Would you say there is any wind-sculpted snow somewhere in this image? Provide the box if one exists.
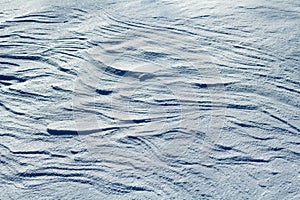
[0,0,299,199]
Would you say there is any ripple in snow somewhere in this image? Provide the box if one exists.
[47,120,120,135]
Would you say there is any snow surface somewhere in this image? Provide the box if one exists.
[0,0,299,199]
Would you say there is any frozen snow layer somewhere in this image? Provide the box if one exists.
[0,0,299,199]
